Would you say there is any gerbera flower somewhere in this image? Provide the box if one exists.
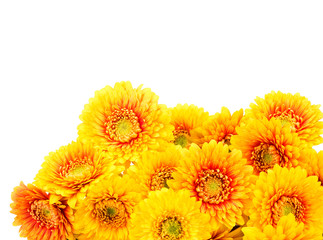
[246,91,323,146]
[10,182,74,240]
[243,214,322,240]
[170,104,209,148]
[77,81,174,164]
[209,224,243,240]
[126,144,183,196]
[298,148,323,184]
[74,174,143,240]
[34,141,122,208]
[169,141,254,228]
[248,165,323,231]
[231,118,303,175]
[129,188,211,240]
[191,107,244,147]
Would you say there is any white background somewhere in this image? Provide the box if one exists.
[1,1,323,239]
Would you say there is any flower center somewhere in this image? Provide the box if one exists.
[251,143,281,173]
[68,165,91,177]
[29,200,60,229]
[173,128,190,148]
[150,166,175,191]
[272,196,305,226]
[269,107,302,132]
[205,177,222,196]
[106,207,117,217]
[195,169,233,204]
[105,108,141,143]
[94,199,127,228]
[158,216,183,240]
[60,157,93,179]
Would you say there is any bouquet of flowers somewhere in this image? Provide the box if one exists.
[10,81,323,240]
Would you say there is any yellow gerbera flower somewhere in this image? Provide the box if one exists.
[246,91,323,146]
[248,165,323,232]
[209,224,243,240]
[191,107,244,147]
[74,174,143,240]
[231,118,303,175]
[243,214,322,240]
[126,144,183,197]
[34,141,122,208]
[78,81,174,163]
[129,188,212,240]
[298,148,323,184]
[169,141,254,229]
[170,104,209,148]
[10,182,74,240]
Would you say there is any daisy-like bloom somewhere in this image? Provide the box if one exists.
[191,107,244,147]
[10,182,74,240]
[209,224,243,240]
[77,81,174,164]
[231,118,303,175]
[34,141,122,208]
[169,141,254,228]
[129,188,212,240]
[246,91,323,146]
[242,214,322,240]
[298,148,323,184]
[248,165,323,232]
[127,144,183,197]
[170,104,209,148]
[74,174,143,240]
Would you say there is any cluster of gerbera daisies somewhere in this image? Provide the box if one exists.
[11,81,323,240]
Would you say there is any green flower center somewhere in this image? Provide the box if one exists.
[280,118,290,127]
[205,177,222,196]
[252,143,281,173]
[282,203,294,216]
[269,107,303,132]
[68,165,91,177]
[117,119,133,135]
[30,200,60,228]
[94,199,127,228]
[173,128,190,148]
[105,108,141,143]
[106,207,117,218]
[272,196,305,226]
[42,209,51,217]
[195,169,232,204]
[174,135,188,148]
[263,153,273,164]
[60,157,93,179]
[160,217,183,239]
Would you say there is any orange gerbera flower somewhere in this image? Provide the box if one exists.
[126,144,183,197]
[248,165,323,232]
[191,107,244,147]
[74,174,143,240]
[243,214,322,240]
[246,91,323,146]
[10,182,74,240]
[170,104,209,148]
[169,141,253,229]
[34,141,122,208]
[129,189,212,240]
[231,118,304,175]
[78,81,174,164]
